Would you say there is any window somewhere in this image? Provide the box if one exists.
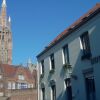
[2,35,4,41]
[63,44,70,68]
[41,60,44,75]
[50,54,55,70]
[63,44,70,64]
[8,82,11,89]
[18,74,25,80]
[65,78,72,100]
[0,83,3,88]
[62,44,71,69]
[12,82,15,89]
[80,32,91,59]
[42,88,45,100]
[18,83,27,89]
[0,75,2,79]
[85,76,96,100]
[51,85,56,100]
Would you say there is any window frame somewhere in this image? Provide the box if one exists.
[65,78,72,100]
[80,31,91,59]
[50,53,55,70]
[84,75,96,100]
[41,60,44,75]
[41,87,45,100]
[63,44,70,64]
[51,85,56,100]
[18,74,25,80]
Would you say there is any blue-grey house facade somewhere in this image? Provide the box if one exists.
[37,4,100,100]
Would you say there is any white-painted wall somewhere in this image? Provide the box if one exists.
[37,13,100,100]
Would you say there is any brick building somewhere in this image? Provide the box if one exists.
[0,64,37,100]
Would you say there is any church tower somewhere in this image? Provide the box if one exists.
[0,0,12,64]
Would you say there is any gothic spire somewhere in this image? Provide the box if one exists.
[1,0,7,27]
[2,0,6,7]
[8,16,11,22]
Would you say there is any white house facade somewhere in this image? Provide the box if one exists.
[37,4,100,100]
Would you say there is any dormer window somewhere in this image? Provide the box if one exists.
[18,74,25,80]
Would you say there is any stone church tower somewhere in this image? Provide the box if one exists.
[0,0,12,64]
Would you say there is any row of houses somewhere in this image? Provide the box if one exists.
[37,3,100,100]
[0,63,37,100]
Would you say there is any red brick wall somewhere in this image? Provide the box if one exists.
[7,89,37,100]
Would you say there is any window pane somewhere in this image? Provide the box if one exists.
[41,60,44,74]
[80,32,91,55]
[50,54,55,69]
[42,88,45,100]
[63,45,69,64]
[18,74,25,80]
[51,85,56,100]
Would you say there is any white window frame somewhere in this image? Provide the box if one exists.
[18,74,25,80]
[49,57,52,70]
[8,82,11,89]
[50,87,53,100]
[40,63,42,75]
[62,49,65,65]
[79,37,83,50]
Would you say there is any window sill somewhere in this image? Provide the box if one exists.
[63,63,71,69]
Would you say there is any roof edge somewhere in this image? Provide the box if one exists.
[37,3,100,58]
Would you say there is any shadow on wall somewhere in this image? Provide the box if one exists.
[57,91,66,100]
[59,47,92,100]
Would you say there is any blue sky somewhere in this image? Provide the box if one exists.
[1,0,99,65]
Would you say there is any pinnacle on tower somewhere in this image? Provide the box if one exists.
[1,0,7,27]
[8,16,11,22]
[2,0,6,7]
